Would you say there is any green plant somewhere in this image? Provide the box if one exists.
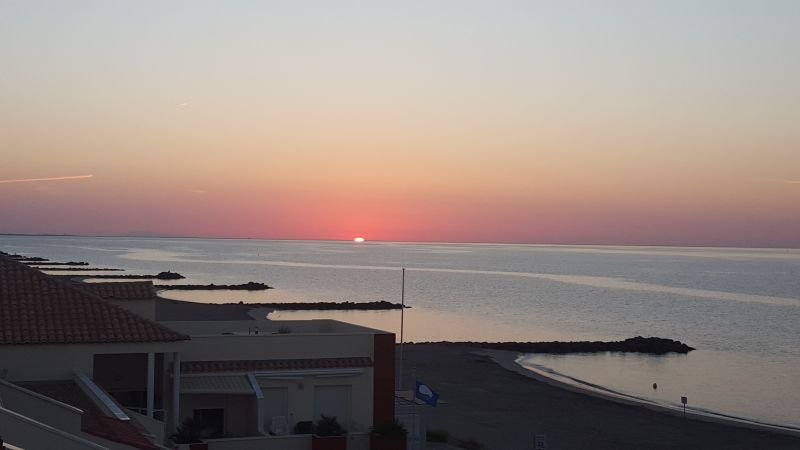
[370,418,407,437]
[315,415,345,436]
[170,417,202,444]
[455,437,488,450]
[426,429,449,442]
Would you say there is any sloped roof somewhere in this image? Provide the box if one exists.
[0,256,188,345]
[182,357,373,374]
[181,375,255,394]
[76,281,156,300]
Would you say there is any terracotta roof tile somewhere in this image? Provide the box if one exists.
[182,357,373,374]
[76,281,156,300]
[82,412,159,450]
[0,256,188,345]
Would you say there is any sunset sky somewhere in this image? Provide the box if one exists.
[1,1,798,246]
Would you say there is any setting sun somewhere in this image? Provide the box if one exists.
[354,237,365,243]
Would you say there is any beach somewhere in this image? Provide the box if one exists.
[401,343,800,450]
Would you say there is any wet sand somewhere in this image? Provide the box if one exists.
[401,343,800,450]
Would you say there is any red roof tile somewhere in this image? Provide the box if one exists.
[82,412,159,450]
[182,357,373,374]
[76,281,156,300]
[0,256,188,345]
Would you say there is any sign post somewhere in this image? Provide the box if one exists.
[398,268,406,392]
[681,396,688,418]
[534,434,546,450]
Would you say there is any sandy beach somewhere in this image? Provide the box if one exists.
[401,343,800,450]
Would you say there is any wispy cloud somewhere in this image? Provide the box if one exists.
[186,188,206,194]
[753,178,800,185]
[0,174,93,185]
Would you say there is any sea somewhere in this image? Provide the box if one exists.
[1,235,798,430]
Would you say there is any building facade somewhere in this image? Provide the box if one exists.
[0,255,396,450]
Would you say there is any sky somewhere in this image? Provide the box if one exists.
[1,1,798,247]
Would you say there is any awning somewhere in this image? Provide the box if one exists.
[181,375,257,395]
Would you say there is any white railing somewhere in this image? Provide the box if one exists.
[0,405,109,450]
[73,371,129,421]
[124,406,167,422]
[0,378,83,433]
[204,431,370,450]
[125,407,167,444]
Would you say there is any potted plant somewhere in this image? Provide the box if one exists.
[370,418,407,450]
[170,417,203,449]
[312,415,347,450]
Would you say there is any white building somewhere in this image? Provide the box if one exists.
[0,255,396,450]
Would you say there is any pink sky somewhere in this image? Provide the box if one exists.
[1,2,798,247]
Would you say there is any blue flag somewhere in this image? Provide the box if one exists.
[415,380,439,406]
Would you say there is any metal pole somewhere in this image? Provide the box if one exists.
[172,352,181,433]
[398,268,406,392]
[146,352,155,418]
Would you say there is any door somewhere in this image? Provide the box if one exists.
[262,387,289,434]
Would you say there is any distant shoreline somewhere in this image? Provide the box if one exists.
[2,233,798,250]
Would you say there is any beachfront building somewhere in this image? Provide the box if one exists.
[0,255,396,450]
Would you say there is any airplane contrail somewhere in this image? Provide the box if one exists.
[753,178,800,185]
[0,175,94,184]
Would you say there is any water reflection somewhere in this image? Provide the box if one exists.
[518,351,800,429]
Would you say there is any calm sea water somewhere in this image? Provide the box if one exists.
[2,236,799,429]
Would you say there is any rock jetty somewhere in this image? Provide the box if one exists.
[414,336,694,355]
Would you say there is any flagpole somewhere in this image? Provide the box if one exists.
[398,267,406,393]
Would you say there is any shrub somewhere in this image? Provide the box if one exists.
[455,437,488,450]
[370,418,407,437]
[315,415,345,436]
[426,429,449,442]
[170,417,202,444]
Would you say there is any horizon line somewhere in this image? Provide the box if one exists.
[0,232,797,251]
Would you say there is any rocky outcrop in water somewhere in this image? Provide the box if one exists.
[87,271,185,280]
[240,300,403,310]
[412,336,694,355]
[25,261,90,266]
[157,281,271,290]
